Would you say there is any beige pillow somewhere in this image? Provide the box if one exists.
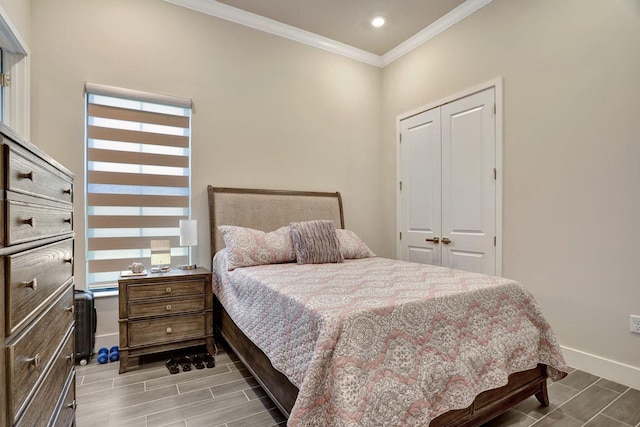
[290,220,344,264]
[336,229,375,259]
[217,225,296,271]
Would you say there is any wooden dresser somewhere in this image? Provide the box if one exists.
[0,123,75,426]
[118,267,213,373]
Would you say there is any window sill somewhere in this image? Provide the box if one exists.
[91,289,119,298]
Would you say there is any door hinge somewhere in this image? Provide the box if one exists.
[493,168,496,180]
[0,73,11,87]
[493,103,496,115]
[399,232,402,240]
[399,181,402,191]
[494,236,496,246]
[399,133,402,143]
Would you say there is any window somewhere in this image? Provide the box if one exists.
[85,83,192,291]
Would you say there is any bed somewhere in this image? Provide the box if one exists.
[207,186,567,426]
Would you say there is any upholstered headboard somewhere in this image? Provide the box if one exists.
[207,186,345,260]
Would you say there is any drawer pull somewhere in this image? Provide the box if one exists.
[67,400,77,410]
[24,278,38,290]
[19,170,35,181]
[23,217,36,227]
[63,217,72,224]
[66,353,74,361]
[166,304,172,311]
[166,327,172,334]
[27,354,41,369]
[165,287,172,293]
[64,257,73,264]
[66,305,75,314]
[63,187,73,195]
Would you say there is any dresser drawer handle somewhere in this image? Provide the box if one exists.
[66,353,74,361]
[166,304,172,311]
[19,170,35,181]
[66,305,75,314]
[63,217,72,224]
[165,287,172,293]
[27,354,41,369]
[166,327,172,334]
[23,217,36,227]
[64,257,73,264]
[63,187,73,195]
[24,278,38,290]
[67,400,77,410]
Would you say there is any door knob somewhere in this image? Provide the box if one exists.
[425,237,440,244]
[442,237,452,244]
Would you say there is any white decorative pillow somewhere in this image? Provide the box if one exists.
[217,225,296,271]
[290,220,343,264]
[336,229,376,259]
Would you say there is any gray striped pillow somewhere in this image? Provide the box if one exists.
[290,220,344,264]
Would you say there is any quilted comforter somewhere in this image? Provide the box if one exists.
[212,253,567,426]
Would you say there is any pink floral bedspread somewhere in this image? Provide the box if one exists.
[212,253,567,426]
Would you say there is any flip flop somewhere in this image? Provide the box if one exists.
[179,356,192,372]
[166,358,179,374]
[203,352,215,368]
[192,354,205,370]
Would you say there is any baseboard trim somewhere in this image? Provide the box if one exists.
[95,332,119,351]
[561,345,640,390]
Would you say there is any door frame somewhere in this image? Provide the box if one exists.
[396,78,504,276]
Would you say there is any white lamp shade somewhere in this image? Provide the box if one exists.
[179,220,198,247]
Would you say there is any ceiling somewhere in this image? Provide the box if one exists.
[164,0,491,67]
[216,0,467,56]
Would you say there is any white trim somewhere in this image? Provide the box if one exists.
[381,0,492,67]
[561,345,640,390]
[0,4,28,55]
[162,0,492,68]
[163,0,382,67]
[84,82,193,109]
[396,78,504,276]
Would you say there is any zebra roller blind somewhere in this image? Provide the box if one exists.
[85,84,192,290]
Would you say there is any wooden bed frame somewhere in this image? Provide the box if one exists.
[207,186,550,426]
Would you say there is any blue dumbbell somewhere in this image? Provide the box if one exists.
[97,347,109,364]
[109,346,120,362]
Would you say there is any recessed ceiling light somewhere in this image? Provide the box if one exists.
[371,16,386,28]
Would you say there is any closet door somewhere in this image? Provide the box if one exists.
[441,88,496,275]
[399,108,441,265]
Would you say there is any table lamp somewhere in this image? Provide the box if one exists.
[179,219,198,270]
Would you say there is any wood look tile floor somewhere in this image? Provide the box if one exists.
[76,347,640,427]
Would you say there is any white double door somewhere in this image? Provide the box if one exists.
[399,88,497,275]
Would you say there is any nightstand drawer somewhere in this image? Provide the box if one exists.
[7,285,74,419]
[6,238,74,335]
[127,280,204,301]
[129,313,205,347]
[129,296,205,319]
[7,146,74,205]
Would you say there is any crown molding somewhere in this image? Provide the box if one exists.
[163,0,492,68]
[381,0,493,67]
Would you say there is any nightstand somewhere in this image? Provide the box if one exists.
[118,267,214,374]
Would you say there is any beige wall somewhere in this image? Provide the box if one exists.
[27,0,640,384]
[0,0,30,47]
[382,0,640,381]
[29,0,383,343]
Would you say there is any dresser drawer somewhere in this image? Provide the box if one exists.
[6,239,74,335]
[129,296,205,319]
[52,372,76,427]
[7,285,74,419]
[7,201,73,245]
[127,279,204,301]
[129,313,205,347]
[15,329,74,426]
[7,146,73,205]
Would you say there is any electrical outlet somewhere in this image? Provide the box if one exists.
[631,315,640,334]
